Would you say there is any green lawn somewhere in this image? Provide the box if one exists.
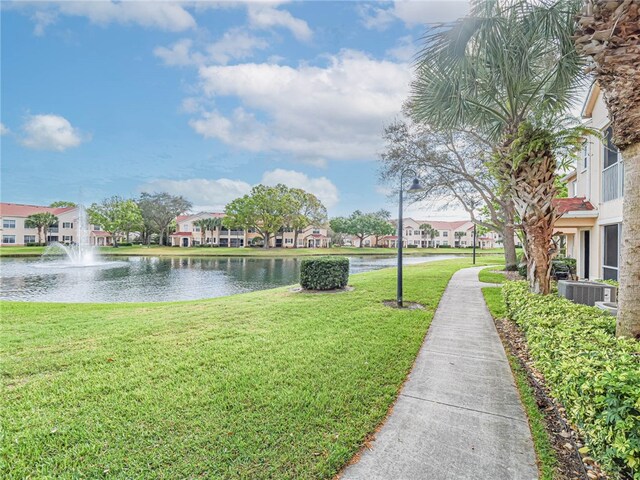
[0,244,508,258]
[478,266,507,284]
[2,257,498,479]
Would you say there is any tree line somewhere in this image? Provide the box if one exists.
[386,0,639,337]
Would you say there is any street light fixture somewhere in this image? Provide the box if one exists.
[397,168,425,307]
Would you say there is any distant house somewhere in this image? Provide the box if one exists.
[170,212,330,248]
[552,83,623,281]
[359,218,503,249]
[0,203,113,246]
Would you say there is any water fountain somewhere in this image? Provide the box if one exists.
[40,205,121,268]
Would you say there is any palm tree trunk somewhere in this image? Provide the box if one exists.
[617,142,640,338]
[502,223,518,271]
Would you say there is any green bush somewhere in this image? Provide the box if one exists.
[299,256,349,290]
[503,281,640,479]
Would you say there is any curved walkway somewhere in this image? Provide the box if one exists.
[341,267,538,480]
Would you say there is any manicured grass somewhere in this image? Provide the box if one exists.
[482,287,558,480]
[478,266,506,284]
[0,244,508,258]
[2,257,498,479]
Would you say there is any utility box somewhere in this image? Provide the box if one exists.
[557,280,617,307]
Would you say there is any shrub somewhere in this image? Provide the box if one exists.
[502,281,640,479]
[300,256,349,290]
[117,242,133,247]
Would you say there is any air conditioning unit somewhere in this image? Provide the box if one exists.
[557,281,617,307]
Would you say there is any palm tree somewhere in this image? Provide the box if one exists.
[420,223,438,247]
[410,0,587,294]
[454,231,465,247]
[24,212,58,244]
[193,219,207,246]
[575,0,640,337]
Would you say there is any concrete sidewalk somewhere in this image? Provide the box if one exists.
[341,267,538,480]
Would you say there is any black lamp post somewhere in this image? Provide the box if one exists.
[472,223,477,265]
[397,169,425,307]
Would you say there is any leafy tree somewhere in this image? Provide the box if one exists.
[380,121,518,269]
[288,189,327,248]
[24,212,57,244]
[137,192,192,246]
[224,184,294,249]
[88,197,143,247]
[49,201,76,208]
[409,0,587,293]
[330,210,393,248]
[575,0,640,337]
[420,223,438,247]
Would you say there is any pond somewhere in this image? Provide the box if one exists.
[0,254,460,303]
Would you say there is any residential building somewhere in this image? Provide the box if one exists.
[360,218,502,249]
[0,203,114,246]
[553,83,623,281]
[169,212,331,248]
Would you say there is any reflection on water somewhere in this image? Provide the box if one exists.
[0,254,459,303]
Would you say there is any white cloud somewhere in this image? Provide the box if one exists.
[261,169,339,208]
[154,39,204,67]
[0,123,9,136]
[247,3,312,41]
[360,0,470,30]
[19,114,86,151]
[190,49,411,162]
[21,1,197,35]
[207,28,269,64]
[139,170,340,211]
[386,35,418,62]
[138,178,252,211]
[155,29,269,67]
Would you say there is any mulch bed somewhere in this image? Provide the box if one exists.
[382,300,425,310]
[493,315,608,480]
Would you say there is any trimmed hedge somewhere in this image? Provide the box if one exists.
[503,281,640,479]
[300,256,349,290]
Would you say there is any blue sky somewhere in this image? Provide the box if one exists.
[1,1,469,217]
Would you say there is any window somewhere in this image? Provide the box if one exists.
[414,230,420,235]
[182,224,190,232]
[49,223,59,233]
[285,238,293,244]
[63,235,73,242]
[603,223,621,281]
[62,222,73,229]
[581,141,589,171]
[312,229,320,234]
[3,219,16,229]
[193,226,201,232]
[2,235,16,244]
[414,240,420,245]
[442,241,449,246]
[24,235,36,244]
[602,126,624,202]
[443,231,448,237]
[603,126,619,169]
[94,225,101,231]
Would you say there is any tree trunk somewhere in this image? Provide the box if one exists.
[263,233,270,249]
[502,223,518,271]
[359,235,364,247]
[522,222,553,294]
[617,142,640,338]
[293,231,298,248]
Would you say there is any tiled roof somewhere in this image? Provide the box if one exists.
[410,219,471,231]
[171,232,192,236]
[0,203,75,217]
[91,231,110,237]
[177,212,225,223]
[553,197,596,214]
